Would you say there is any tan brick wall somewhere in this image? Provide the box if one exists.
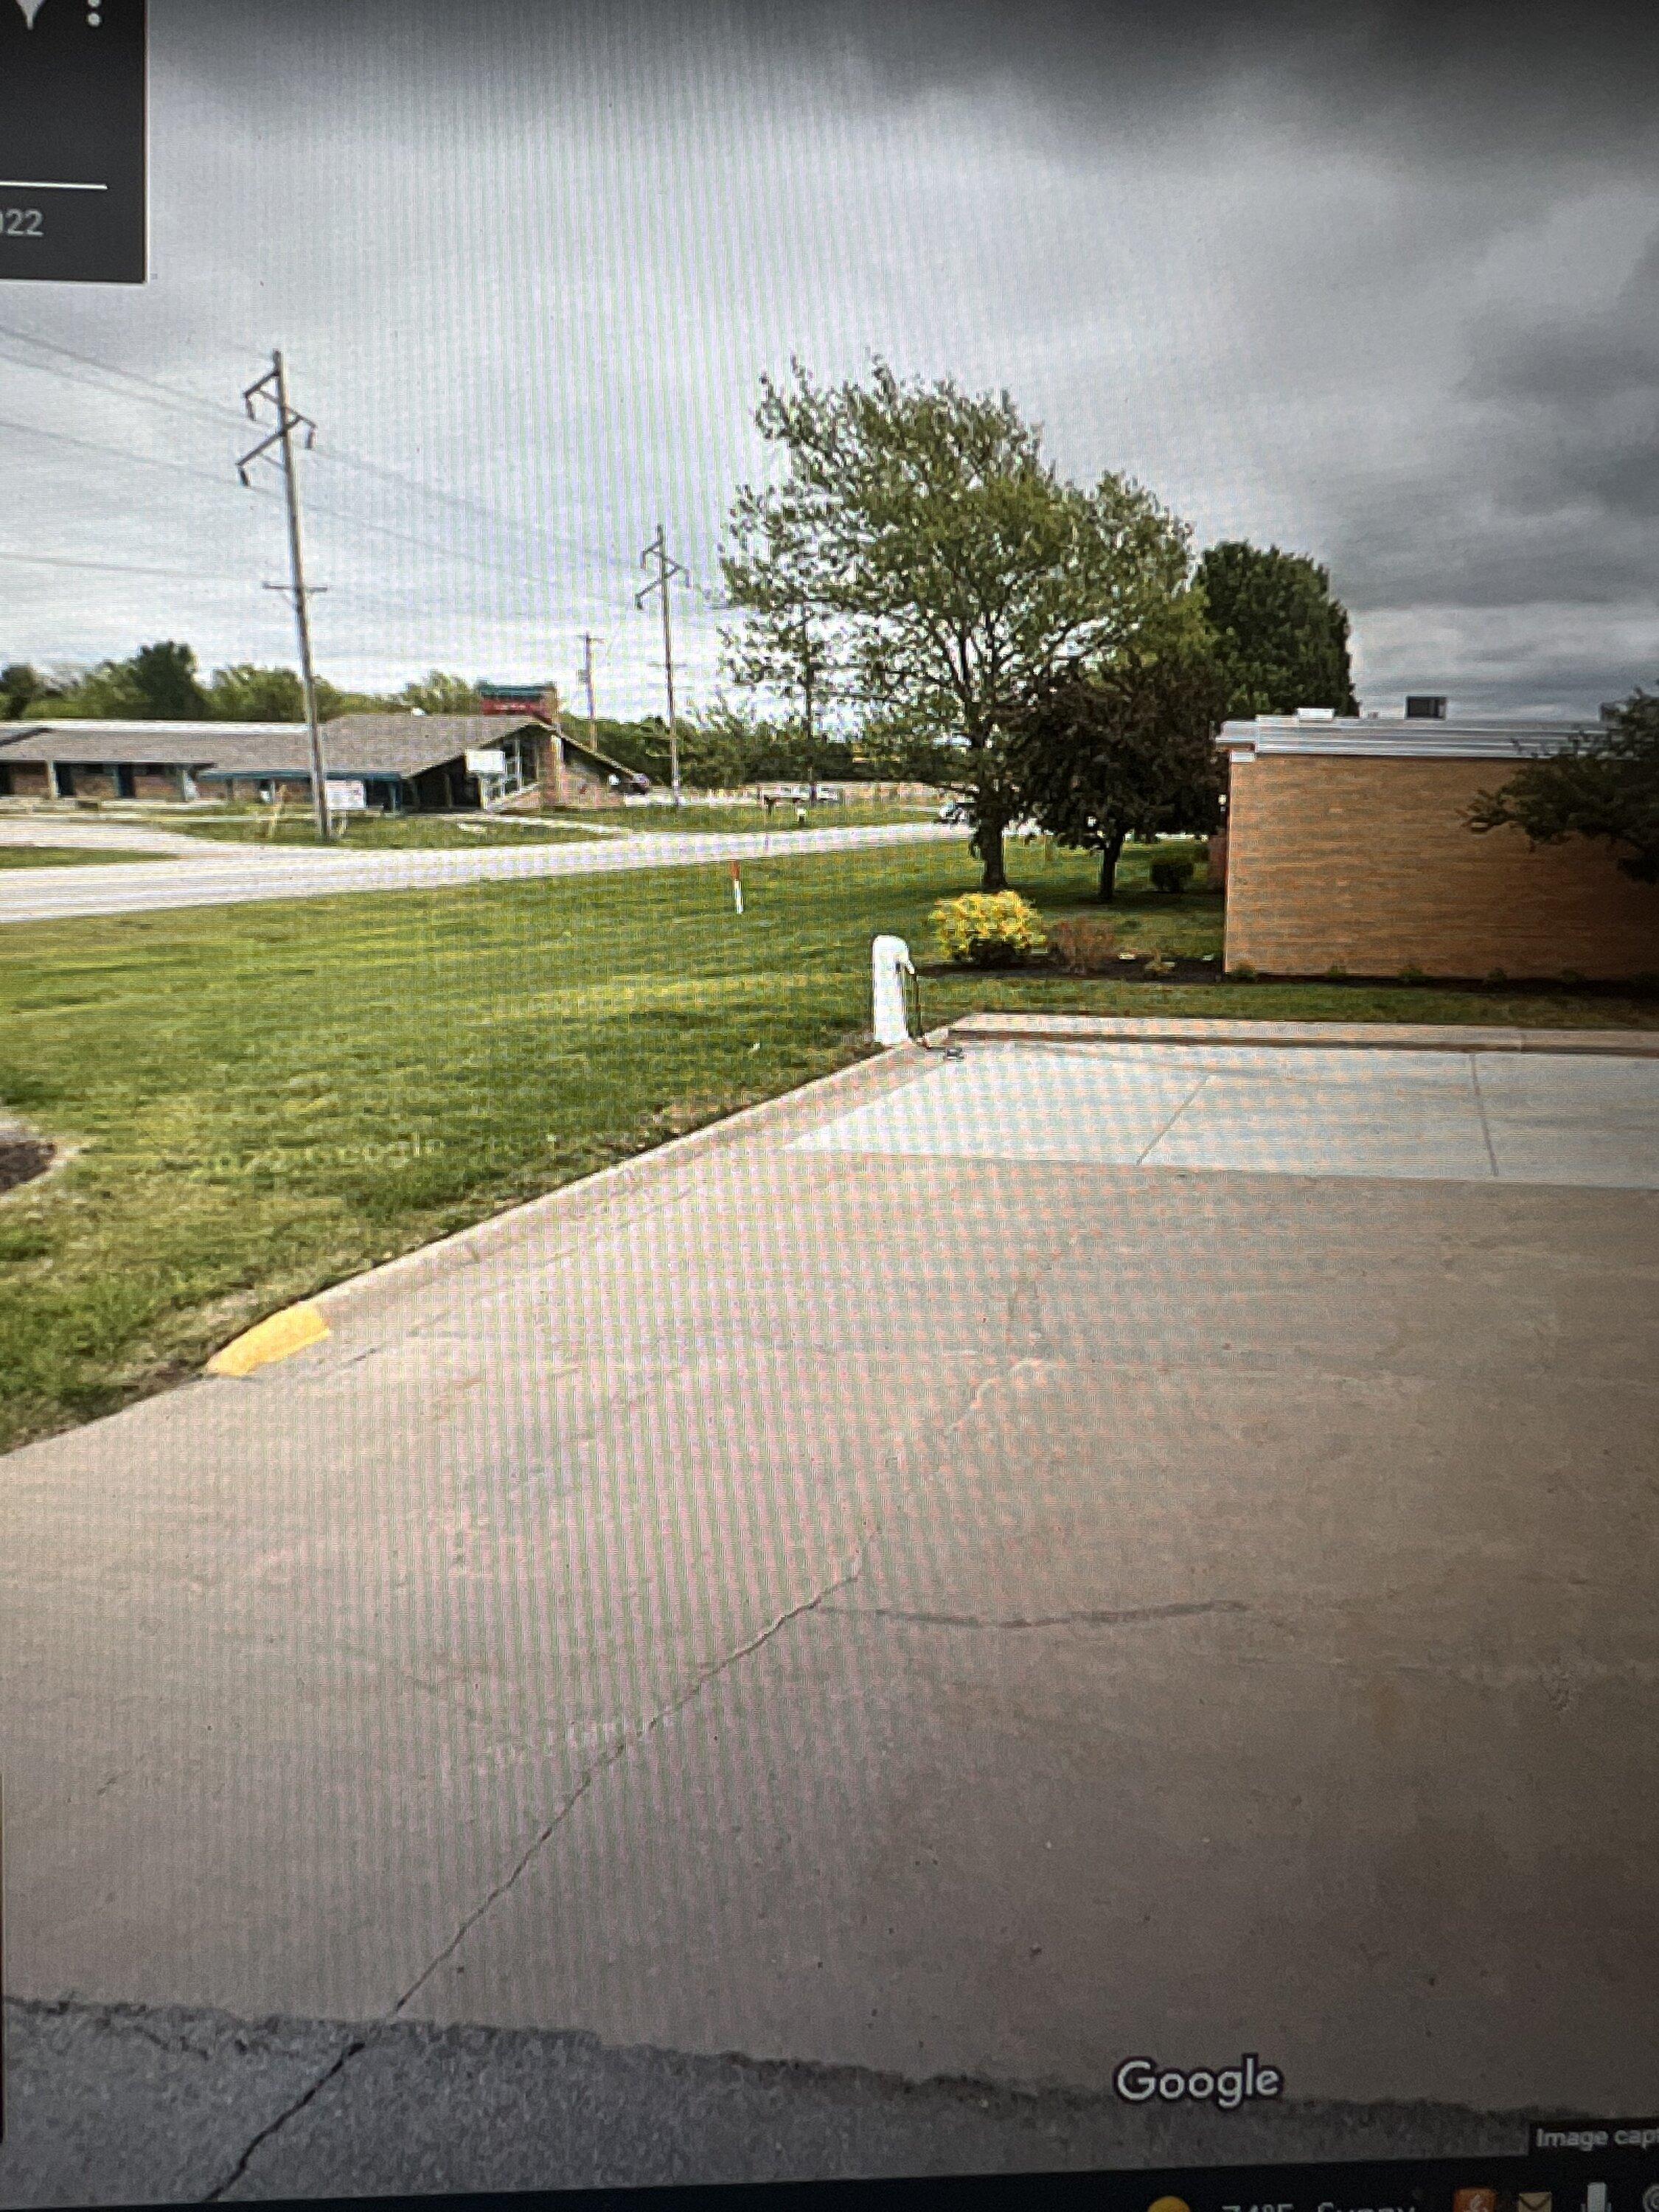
[1224,752,1658,981]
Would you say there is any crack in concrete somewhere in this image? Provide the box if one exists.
[1468,1055,1503,1180]
[820,1598,1249,1631]
[203,2036,367,2202]
[383,1557,869,2024]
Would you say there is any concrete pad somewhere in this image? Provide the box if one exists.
[797,1041,1659,1189]
[793,1048,1211,1166]
[3,1039,1656,2188]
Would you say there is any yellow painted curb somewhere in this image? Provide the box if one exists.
[206,1301,330,1378]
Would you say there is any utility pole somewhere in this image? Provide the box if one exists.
[238,351,330,841]
[636,524,688,806]
[579,631,603,754]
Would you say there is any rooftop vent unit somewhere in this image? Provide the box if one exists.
[1405,695,1447,720]
[1293,706,1338,721]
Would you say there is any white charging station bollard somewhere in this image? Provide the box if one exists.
[872,934,914,1047]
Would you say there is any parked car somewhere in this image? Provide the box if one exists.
[936,798,971,824]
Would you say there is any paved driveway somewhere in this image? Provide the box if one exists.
[1,1026,1655,2196]
[0,818,957,924]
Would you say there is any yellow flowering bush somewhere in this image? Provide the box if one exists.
[931,891,1049,969]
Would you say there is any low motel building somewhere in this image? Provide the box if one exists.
[0,714,648,813]
[0,720,279,802]
[1216,708,1655,981]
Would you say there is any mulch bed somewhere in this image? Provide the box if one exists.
[915,957,1222,984]
[915,960,1658,997]
[0,1138,55,1196]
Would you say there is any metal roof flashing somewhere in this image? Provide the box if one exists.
[1218,716,1601,762]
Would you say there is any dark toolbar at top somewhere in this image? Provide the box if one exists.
[0,0,146,284]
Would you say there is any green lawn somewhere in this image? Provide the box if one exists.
[1,835,1652,1454]
[0,846,167,869]
[158,813,599,850]
[606,800,933,832]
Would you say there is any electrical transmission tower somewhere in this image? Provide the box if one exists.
[237,351,331,840]
[636,524,688,806]
[579,630,603,754]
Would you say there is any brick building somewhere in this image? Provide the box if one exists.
[0,720,274,801]
[1218,713,1656,982]
[0,714,648,812]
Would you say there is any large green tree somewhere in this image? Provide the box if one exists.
[127,640,210,718]
[1195,541,1357,718]
[398,670,480,715]
[1467,686,1659,885]
[1,662,44,720]
[1006,648,1229,902]
[723,360,1199,888]
[207,663,305,720]
[32,641,208,720]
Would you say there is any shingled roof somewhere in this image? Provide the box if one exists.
[0,714,548,779]
[0,720,288,766]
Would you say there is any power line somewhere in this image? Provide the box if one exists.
[0,411,258,496]
[0,547,252,585]
[238,352,333,840]
[636,524,689,805]
[0,324,638,588]
[0,326,251,431]
[0,412,577,597]
[315,445,639,587]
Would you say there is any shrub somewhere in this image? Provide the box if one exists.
[932,891,1048,969]
[1228,960,1257,981]
[1149,852,1195,894]
[1048,915,1119,973]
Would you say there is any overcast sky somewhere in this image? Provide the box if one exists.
[2,0,1655,717]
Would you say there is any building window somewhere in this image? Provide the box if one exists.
[498,731,538,795]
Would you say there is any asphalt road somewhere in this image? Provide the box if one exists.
[1,1028,1654,2198]
[0,818,959,923]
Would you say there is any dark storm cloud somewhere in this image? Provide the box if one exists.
[1467,229,1659,521]
[161,0,1659,175]
[4,0,1655,712]
[792,0,1659,164]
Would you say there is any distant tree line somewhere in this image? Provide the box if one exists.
[0,646,484,725]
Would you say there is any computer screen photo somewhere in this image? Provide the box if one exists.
[0,4,1655,2208]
